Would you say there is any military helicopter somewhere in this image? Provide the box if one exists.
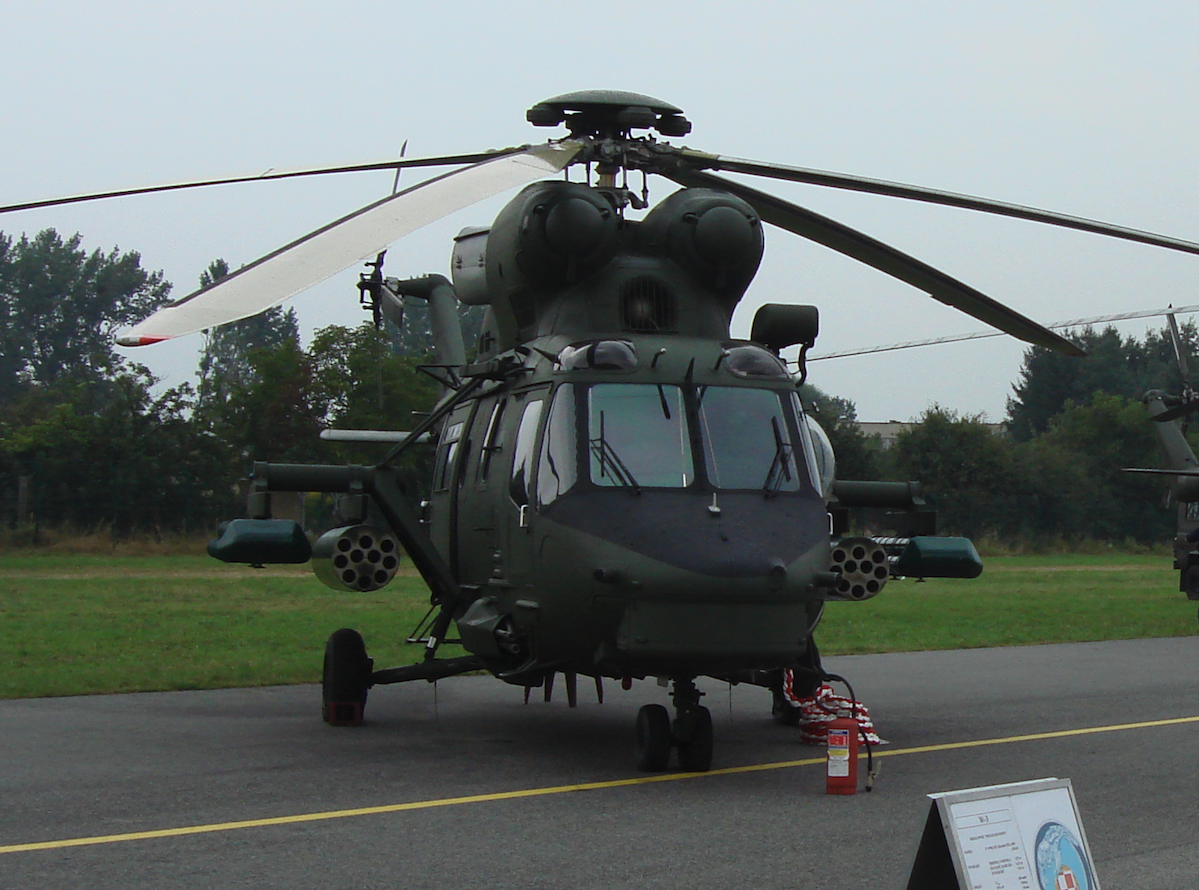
[1123,309,1199,616]
[11,89,1199,772]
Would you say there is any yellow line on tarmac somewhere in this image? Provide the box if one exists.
[4,714,1198,856]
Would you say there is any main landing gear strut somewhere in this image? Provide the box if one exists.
[635,676,713,772]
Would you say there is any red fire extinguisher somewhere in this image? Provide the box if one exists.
[826,707,859,795]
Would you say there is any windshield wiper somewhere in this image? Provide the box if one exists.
[763,416,794,497]
[590,410,641,493]
[656,384,672,420]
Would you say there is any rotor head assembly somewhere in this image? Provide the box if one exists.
[526,89,691,138]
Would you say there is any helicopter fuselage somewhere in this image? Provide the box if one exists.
[428,331,831,684]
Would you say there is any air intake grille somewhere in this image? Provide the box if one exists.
[620,277,676,333]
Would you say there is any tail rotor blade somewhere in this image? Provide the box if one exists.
[392,140,409,197]
[117,141,581,346]
[664,167,1084,356]
[1167,310,1191,384]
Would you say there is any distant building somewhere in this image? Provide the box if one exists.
[856,420,1004,449]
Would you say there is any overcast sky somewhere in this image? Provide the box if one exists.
[4,1,1199,422]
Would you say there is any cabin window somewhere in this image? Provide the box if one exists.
[477,398,507,485]
[696,386,802,492]
[509,399,544,506]
[537,384,578,506]
[587,384,692,488]
[432,421,464,492]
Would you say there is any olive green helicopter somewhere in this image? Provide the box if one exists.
[1123,308,1199,617]
[11,90,1199,772]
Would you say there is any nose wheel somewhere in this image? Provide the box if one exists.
[634,677,713,772]
[635,704,672,770]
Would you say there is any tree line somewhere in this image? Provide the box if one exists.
[807,323,1199,545]
[1,226,1193,546]
[0,231,436,541]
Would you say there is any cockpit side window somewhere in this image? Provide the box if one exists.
[587,384,693,488]
[538,384,578,506]
[792,392,828,495]
[432,421,464,493]
[509,398,544,507]
[697,386,804,492]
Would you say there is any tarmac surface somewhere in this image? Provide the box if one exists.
[2,636,1198,889]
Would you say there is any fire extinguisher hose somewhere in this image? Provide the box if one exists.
[821,672,878,791]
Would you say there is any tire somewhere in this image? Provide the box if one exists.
[676,707,713,772]
[322,628,372,726]
[635,704,672,771]
[1183,564,1199,601]
[771,690,804,726]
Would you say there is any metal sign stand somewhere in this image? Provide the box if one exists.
[906,777,1100,890]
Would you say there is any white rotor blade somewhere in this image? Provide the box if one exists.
[117,142,581,346]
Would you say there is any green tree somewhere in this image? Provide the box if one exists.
[888,406,1018,537]
[1139,320,1199,394]
[215,338,325,464]
[798,382,880,480]
[309,323,438,434]
[1006,321,1199,441]
[0,229,171,403]
[1006,326,1141,440]
[195,259,300,413]
[0,368,235,536]
[1030,393,1165,542]
[392,302,487,359]
[1006,435,1103,542]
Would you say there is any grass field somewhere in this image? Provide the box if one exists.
[0,552,1195,699]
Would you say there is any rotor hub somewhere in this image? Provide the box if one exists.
[527,90,691,139]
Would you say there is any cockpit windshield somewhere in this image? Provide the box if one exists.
[535,381,817,504]
[697,386,802,492]
[588,384,692,488]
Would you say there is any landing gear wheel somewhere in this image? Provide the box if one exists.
[322,628,373,726]
[771,688,803,726]
[770,640,824,726]
[1184,564,1199,601]
[675,707,713,772]
[676,710,709,772]
[635,704,672,771]
[769,667,804,726]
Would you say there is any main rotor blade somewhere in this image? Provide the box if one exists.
[1150,396,1199,424]
[117,142,581,346]
[1123,467,1199,476]
[810,303,1199,361]
[0,149,521,215]
[679,150,1199,257]
[665,167,1085,356]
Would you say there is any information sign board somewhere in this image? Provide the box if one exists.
[905,778,1100,890]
